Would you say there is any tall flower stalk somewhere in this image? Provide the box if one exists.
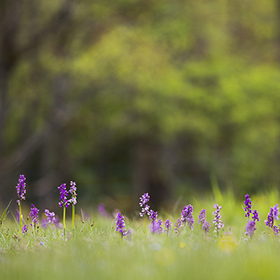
[243,194,259,238]
[29,204,39,235]
[58,183,69,237]
[244,194,252,218]
[212,204,224,237]
[198,209,211,234]
[139,193,150,233]
[265,204,279,235]
[148,210,163,234]
[174,218,182,235]
[181,204,194,230]
[165,219,172,235]
[16,175,26,234]
[69,181,77,230]
[116,212,132,239]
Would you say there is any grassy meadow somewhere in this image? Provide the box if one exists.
[1,189,280,280]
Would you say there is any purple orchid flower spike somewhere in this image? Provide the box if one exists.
[116,212,132,239]
[181,204,194,230]
[165,219,172,235]
[29,204,39,227]
[198,209,211,234]
[139,193,150,217]
[244,194,252,218]
[213,204,224,236]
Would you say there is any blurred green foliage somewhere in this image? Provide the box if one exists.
[1,0,280,207]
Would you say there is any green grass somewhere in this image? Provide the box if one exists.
[1,191,280,280]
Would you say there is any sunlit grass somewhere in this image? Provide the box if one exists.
[1,190,280,280]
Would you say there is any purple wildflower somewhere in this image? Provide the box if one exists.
[165,219,172,235]
[181,204,194,230]
[45,209,56,224]
[116,212,131,238]
[212,204,224,235]
[139,193,150,217]
[149,210,158,222]
[150,219,163,234]
[198,209,210,233]
[265,204,279,228]
[246,220,256,238]
[244,194,252,218]
[273,225,279,235]
[243,195,259,237]
[68,181,77,205]
[274,204,279,221]
[22,224,28,234]
[29,204,39,226]
[174,218,182,235]
[98,203,108,217]
[58,183,69,208]
[116,212,125,236]
[148,210,162,233]
[198,209,206,225]
[202,221,211,233]
[252,210,259,222]
[16,175,26,204]
[265,207,274,228]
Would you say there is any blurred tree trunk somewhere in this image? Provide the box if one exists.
[35,74,70,207]
[0,0,73,205]
[132,139,172,210]
[0,68,9,158]
[0,0,22,158]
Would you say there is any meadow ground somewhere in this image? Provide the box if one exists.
[1,190,280,280]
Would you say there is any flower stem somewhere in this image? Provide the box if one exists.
[19,202,22,235]
[33,222,36,237]
[144,215,147,234]
[63,205,66,238]
[72,204,75,230]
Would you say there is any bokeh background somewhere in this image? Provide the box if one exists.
[1,0,280,213]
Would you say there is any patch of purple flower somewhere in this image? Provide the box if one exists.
[273,225,279,235]
[252,210,259,222]
[243,194,259,237]
[58,183,69,208]
[139,193,150,217]
[16,175,26,204]
[174,218,182,235]
[149,210,158,222]
[198,209,206,225]
[165,219,172,235]
[98,203,108,217]
[181,204,194,230]
[198,209,211,234]
[116,212,132,238]
[22,224,28,234]
[116,212,125,235]
[244,194,252,218]
[68,181,77,205]
[29,204,39,226]
[150,219,163,234]
[265,204,279,229]
[202,221,211,233]
[212,204,224,235]
[246,220,256,238]
[45,209,56,224]
[243,195,259,237]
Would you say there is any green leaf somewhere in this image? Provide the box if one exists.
[0,200,12,226]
